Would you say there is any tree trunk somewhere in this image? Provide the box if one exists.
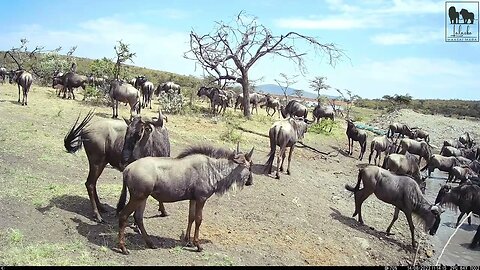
[241,74,251,119]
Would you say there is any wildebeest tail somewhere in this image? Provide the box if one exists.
[116,170,129,215]
[264,127,278,172]
[64,109,95,153]
[345,168,363,192]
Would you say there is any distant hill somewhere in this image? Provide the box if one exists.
[256,84,340,100]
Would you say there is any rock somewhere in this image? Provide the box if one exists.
[354,236,370,249]
[426,249,434,258]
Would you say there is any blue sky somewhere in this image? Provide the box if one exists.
[1,0,479,100]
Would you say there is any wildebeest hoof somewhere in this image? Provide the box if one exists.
[120,246,130,255]
[287,170,291,175]
[385,232,395,236]
[94,215,106,223]
[280,167,284,172]
[275,175,280,179]
[159,212,169,217]
[184,241,194,248]
[196,246,203,252]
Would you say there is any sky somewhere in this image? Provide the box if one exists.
[0,0,479,100]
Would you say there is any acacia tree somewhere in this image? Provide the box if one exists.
[274,73,298,104]
[336,88,360,120]
[185,11,346,118]
[310,76,330,106]
[113,40,136,81]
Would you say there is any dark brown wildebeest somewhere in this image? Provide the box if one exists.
[345,165,442,249]
[197,86,229,115]
[411,128,430,143]
[140,81,154,109]
[396,138,432,165]
[59,71,89,100]
[435,184,480,248]
[450,166,478,184]
[368,135,394,165]
[459,132,475,148]
[260,94,281,117]
[234,92,266,114]
[346,119,367,161]
[264,118,308,179]
[443,139,466,149]
[387,123,413,139]
[312,104,335,127]
[9,69,33,106]
[108,80,141,119]
[116,144,254,254]
[420,154,468,180]
[280,100,308,120]
[440,145,479,160]
[64,109,170,223]
[382,153,426,194]
[156,81,181,95]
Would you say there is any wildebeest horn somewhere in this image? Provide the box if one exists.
[236,141,240,154]
[154,111,165,127]
[245,147,254,161]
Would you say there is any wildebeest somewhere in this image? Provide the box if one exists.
[440,145,479,160]
[87,75,106,89]
[59,72,89,100]
[382,153,426,194]
[346,119,367,160]
[435,184,480,248]
[197,86,229,115]
[116,144,254,254]
[368,135,394,165]
[280,100,308,120]
[420,154,468,180]
[0,67,7,83]
[450,166,478,184]
[264,118,308,179]
[260,94,280,117]
[345,165,442,249]
[411,128,430,143]
[459,132,475,148]
[64,110,170,222]
[396,138,432,165]
[108,80,141,119]
[312,104,335,129]
[387,123,413,139]
[156,81,181,95]
[140,81,154,109]
[234,92,266,114]
[9,69,33,106]
[443,139,466,149]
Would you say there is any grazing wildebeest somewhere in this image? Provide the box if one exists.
[9,69,33,106]
[264,118,308,179]
[108,80,141,119]
[420,154,468,180]
[387,123,413,139]
[64,110,170,222]
[435,184,480,248]
[368,135,394,165]
[280,100,308,120]
[382,153,426,194]
[346,119,367,161]
[396,138,432,165]
[234,92,267,114]
[312,104,335,129]
[260,94,280,117]
[411,128,430,143]
[450,166,478,184]
[197,86,229,115]
[59,72,89,100]
[116,144,254,254]
[0,67,7,83]
[345,165,442,249]
[459,132,475,148]
[156,81,181,95]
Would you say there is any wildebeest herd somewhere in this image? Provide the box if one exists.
[3,64,480,260]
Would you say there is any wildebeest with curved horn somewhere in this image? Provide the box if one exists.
[435,184,480,248]
[368,135,394,165]
[9,69,33,106]
[382,153,426,194]
[312,104,335,131]
[116,144,254,254]
[346,119,367,160]
[108,80,141,119]
[260,94,280,117]
[264,118,308,179]
[280,100,308,120]
[345,165,442,249]
[387,123,413,139]
[64,109,170,222]
[396,138,432,165]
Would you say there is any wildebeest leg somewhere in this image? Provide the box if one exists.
[470,225,480,249]
[276,146,287,179]
[286,145,295,175]
[368,148,374,164]
[353,189,372,224]
[72,87,75,100]
[86,161,108,222]
[193,199,206,252]
[385,207,400,236]
[184,200,196,247]
[456,212,466,228]
[157,202,168,217]
[17,84,21,103]
[376,151,381,166]
[404,212,416,249]
[134,199,156,249]
[279,148,287,172]
[118,196,143,255]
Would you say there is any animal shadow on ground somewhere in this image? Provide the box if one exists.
[443,222,477,232]
[94,111,116,119]
[460,243,480,250]
[329,145,350,158]
[329,207,411,251]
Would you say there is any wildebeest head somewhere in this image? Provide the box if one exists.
[232,145,254,186]
[291,118,308,140]
[434,185,451,204]
[9,70,20,84]
[427,204,443,235]
[197,86,210,97]
[121,111,166,165]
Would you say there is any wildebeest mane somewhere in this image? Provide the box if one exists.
[176,145,235,160]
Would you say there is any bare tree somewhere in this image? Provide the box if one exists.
[113,40,136,81]
[336,88,360,120]
[274,72,298,104]
[185,11,346,118]
[309,76,330,106]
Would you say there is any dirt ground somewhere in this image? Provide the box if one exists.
[0,85,476,266]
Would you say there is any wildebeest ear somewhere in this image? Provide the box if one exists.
[245,147,254,161]
[232,154,246,164]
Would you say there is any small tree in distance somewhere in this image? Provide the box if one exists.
[274,73,299,104]
[309,76,330,106]
[113,40,136,81]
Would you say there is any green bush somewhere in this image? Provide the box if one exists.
[158,92,186,114]
[308,119,336,135]
[220,124,243,143]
